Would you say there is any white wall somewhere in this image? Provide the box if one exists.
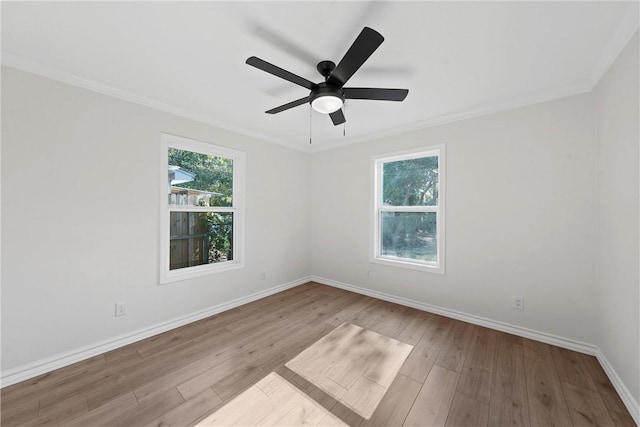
[1,66,311,373]
[310,93,598,345]
[594,32,639,405]
[2,37,638,415]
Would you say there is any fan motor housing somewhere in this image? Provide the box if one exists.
[309,83,345,105]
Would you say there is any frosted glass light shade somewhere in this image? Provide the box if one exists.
[311,95,343,114]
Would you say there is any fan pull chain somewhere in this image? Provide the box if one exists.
[343,102,346,137]
[309,105,312,144]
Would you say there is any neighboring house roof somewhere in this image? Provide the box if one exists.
[168,165,196,185]
[168,165,223,197]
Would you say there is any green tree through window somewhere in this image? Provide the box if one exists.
[382,156,438,206]
[168,148,233,207]
[161,134,245,283]
[374,148,444,272]
[168,148,234,269]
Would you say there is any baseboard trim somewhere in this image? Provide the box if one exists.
[1,276,311,388]
[596,349,640,425]
[4,275,638,424]
[311,275,596,354]
[311,275,640,424]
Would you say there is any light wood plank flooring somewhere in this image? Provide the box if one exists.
[1,282,635,427]
[285,322,413,419]
[196,372,347,426]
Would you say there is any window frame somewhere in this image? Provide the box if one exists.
[371,145,445,274]
[159,133,246,284]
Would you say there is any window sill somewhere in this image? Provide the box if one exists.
[160,261,245,285]
[371,256,444,274]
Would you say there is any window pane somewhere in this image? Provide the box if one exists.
[381,212,437,262]
[382,156,438,206]
[169,212,233,270]
[168,148,233,207]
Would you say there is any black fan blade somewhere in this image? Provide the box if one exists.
[246,56,316,90]
[343,88,408,101]
[329,109,346,126]
[327,27,384,87]
[266,96,309,114]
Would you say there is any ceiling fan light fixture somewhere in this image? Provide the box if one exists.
[311,94,344,114]
[247,27,407,127]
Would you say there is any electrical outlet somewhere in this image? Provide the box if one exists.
[512,296,524,310]
[115,302,127,317]
[367,270,371,279]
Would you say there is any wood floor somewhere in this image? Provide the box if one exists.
[285,322,413,419]
[1,282,635,427]
[196,372,348,426]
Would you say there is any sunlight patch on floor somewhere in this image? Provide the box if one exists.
[286,323,413,419]
[197,323,412,425]
[196,372,347,426]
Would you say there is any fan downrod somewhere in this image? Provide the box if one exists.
[317,60,336,79]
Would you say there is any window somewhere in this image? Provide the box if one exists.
[372,146,445,273]
[160,133,245,283]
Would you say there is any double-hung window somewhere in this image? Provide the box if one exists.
[160,133,245,284]
[372,146,445,273]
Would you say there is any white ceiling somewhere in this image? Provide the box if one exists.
[2,1,638,152]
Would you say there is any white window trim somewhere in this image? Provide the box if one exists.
[159,133,246,284]
[371,145,445,274]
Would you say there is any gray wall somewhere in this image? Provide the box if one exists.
[594,33,639,404]
[2,33,638,412]
[1,67,311,372]
[310,93,597,344]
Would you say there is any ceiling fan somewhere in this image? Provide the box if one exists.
[246,27,409,126]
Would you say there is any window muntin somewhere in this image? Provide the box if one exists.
[373,147,444,273]
[160,134,245,283]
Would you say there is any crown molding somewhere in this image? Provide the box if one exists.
[589,4,639,87]
[0,53,312,153]
[309,79,593,153]
[2,4,633,158]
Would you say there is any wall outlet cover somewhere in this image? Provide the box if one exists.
[115,302,127,317]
